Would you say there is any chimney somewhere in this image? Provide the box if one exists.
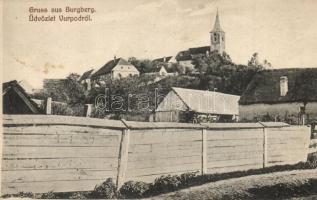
[163,57,166,62]
[114,55,116,61]
[280,76,288,96]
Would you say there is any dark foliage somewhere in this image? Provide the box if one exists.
[40,191,58,199]
[90,178,117,199]
[119,181,150,198]
[192,51,262,95]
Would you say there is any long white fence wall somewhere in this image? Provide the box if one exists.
[2,115,125,194]
[1,115,311,194]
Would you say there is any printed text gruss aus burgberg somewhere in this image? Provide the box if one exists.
[28,6,96,22]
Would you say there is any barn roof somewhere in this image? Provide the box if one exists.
[239,68,317,105]
[171,87,240,115]
[91,57,133,78]
[3,80,41,114]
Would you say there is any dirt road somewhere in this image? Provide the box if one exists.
[151,169,317,200]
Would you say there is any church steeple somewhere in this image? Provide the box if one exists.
[212,9,223,32]
[210,9,225,54]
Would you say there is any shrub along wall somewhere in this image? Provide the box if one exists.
[1,115,311,194]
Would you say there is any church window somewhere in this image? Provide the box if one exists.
[214,33,218,42]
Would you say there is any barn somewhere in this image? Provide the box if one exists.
[155,87,240,123]
[3,80,42,114]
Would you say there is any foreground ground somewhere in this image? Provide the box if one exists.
[152,169,317,200]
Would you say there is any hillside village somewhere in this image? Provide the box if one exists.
[3,11,317,125]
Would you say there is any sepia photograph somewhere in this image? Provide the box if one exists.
[1,0,317,199]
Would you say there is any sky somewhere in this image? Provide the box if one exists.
[2,0,317,88]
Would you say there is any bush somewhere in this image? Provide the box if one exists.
[68,192,88,199]
[40,191,57,199]
[91,178,117,199]
[119,181,151,199]
[151,175,182,194]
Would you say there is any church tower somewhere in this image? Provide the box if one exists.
[210,10,225,54]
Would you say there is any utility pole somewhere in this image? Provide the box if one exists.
[213,88,217,112]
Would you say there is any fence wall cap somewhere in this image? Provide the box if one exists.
[258,122,290,128]
[3,115,127,129]
[201,122,264,129]
[122,120,204,129]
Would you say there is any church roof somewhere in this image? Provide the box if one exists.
[176,46,210,61]
[189,46,210,55]
[211,10,224,32]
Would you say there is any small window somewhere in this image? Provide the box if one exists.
[214,33,218,42]
[299,106,305,113]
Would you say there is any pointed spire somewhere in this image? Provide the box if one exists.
[212,8,223,32]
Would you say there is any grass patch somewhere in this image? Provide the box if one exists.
[247,178,317,199]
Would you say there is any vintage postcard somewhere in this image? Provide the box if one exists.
[1,0,317,199]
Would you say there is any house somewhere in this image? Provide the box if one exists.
[239,68,317,124]
[146,66,168,76]
[145,65,178,77]
[3,80,42,114]
[147,56,178,76]
[91,57,139,80]
[155,87,240,123]
[175,10,226,69]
